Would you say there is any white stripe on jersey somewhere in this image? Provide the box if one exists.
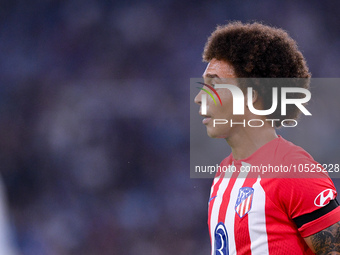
[210,173,221,198]
[223,169,248,255]
[210,170,233,255]
[248,173,269,254]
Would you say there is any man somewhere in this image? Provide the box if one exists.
[194,22,340,255]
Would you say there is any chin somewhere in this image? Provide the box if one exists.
[206,128,228,139]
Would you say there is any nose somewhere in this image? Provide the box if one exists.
[194,89,203,105]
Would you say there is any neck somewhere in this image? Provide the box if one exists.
[226,124,278,160]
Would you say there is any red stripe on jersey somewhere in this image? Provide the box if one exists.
[208,171,225,243]
[234,177,258,255]
[218,171,240,222]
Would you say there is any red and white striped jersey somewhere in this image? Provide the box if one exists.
[208,136,340,255]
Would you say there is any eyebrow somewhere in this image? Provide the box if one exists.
[203,73,220,79]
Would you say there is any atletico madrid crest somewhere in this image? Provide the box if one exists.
[235,187,254,218]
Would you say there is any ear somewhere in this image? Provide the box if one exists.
[245,88,258,107]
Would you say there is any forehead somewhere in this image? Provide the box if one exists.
[203,58,236,78]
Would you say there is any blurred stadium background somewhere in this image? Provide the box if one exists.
[0,0,340,254]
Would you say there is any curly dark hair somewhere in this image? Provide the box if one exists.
[203,21,311,127]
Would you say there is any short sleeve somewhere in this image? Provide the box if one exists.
[275,152,340,237]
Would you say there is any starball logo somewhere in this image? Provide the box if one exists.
[197,82,312,127]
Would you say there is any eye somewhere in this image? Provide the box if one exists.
[212,77,222,84]
[200,81,215,89]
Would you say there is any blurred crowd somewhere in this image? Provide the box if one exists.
[1,0,340,254]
